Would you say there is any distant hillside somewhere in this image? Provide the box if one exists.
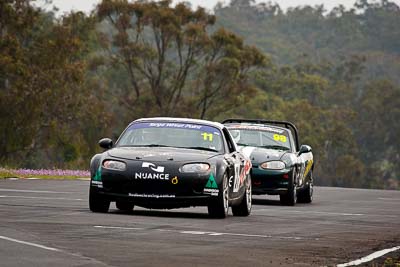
[213,0,400,189]
[215,0,400,84]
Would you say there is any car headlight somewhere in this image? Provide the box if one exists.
[260,161,285,170]
[180,163,210,173]
[102,160,126,171]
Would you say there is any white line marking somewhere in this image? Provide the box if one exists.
[94,226,144,231]
[0,189,73,194]
[255,209,399,218]
[254,209,364,216]
[0,235,61,252]
[378,198,400,201]
[316,221,399,229]
[0,195,84,201]
[337,246,400,267]
[180,231,208,235]
[307,211,363,216]
[95,226,316,241]
[0,234,108,266]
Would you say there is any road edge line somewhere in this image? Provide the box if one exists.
[337,245,400,267]
[0,235,61,252]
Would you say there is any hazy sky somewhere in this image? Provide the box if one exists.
[42,0,400,14]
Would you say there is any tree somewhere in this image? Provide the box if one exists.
[96,0,267,119]
[356,80,400,188]
[0,1,108,167]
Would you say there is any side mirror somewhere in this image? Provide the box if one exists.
[99,138,113,150]
[299,145,312,155]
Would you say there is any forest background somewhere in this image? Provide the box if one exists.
[1,0,399,189]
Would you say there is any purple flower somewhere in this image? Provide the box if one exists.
[0,167,90,177]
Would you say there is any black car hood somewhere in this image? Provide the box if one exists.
[239,146,288,164]
[107,147,219,162]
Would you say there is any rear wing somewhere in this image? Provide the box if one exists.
[222,118,300,151]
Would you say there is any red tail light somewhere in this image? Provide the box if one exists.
[283,173,289,179]
[253,180,261,186]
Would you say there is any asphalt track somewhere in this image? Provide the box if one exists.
[0,179,399,267]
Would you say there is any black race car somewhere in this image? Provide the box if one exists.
[223,119,314,206]
[89,117,252,218]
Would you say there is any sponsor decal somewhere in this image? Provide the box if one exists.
[135,173,170,180]
[149,123,203,129]
[91,180,103,188]
[204,188,219,196]
[128,123,221,137]
[135,162,170,180]
[205,173,218,189]
[128,193,175,198]
[233,163,241,192]
[171,176,179,185]
[244,160,251,175]
[304,159,313,177]
[142,162,165,173]
[204,173,219,195]
[230,160,251,192]
[228,125,284,134]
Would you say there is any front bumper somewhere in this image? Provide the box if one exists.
[90,166,219,208]
[91,185,212,209]
[251,167,293,195]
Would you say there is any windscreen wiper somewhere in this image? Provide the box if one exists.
[236,143,249,147]
[259,145,289,151]
[119,144,171,148]
[145,144,172,147]
[183,146,219,152]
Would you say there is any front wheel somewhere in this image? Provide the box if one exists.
[208,173,229,218]
[297,171,314,203]
[89,188,110,213]
[232,175,252,216]
[280,172,297,206]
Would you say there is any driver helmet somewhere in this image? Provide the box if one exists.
[230,130,241,143]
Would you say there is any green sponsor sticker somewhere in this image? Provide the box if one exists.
[205,173,218,189]
[93,166,102,181]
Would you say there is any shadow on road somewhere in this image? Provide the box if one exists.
[109,209,212,219]
[252,198,282,206]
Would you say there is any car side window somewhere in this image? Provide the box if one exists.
[223,128,236,153]
[287,131,296,152]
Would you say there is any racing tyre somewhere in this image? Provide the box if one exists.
[116,201,134,212]
[232,175,252,216]
[89,188,110,213]
[280,172,297,206]
[297,171,313,204]
[208,173,229,218]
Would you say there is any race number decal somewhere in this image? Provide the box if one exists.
[273,134,287,143]
[201,132,213,141]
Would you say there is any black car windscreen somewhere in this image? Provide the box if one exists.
[117,122,224,152]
